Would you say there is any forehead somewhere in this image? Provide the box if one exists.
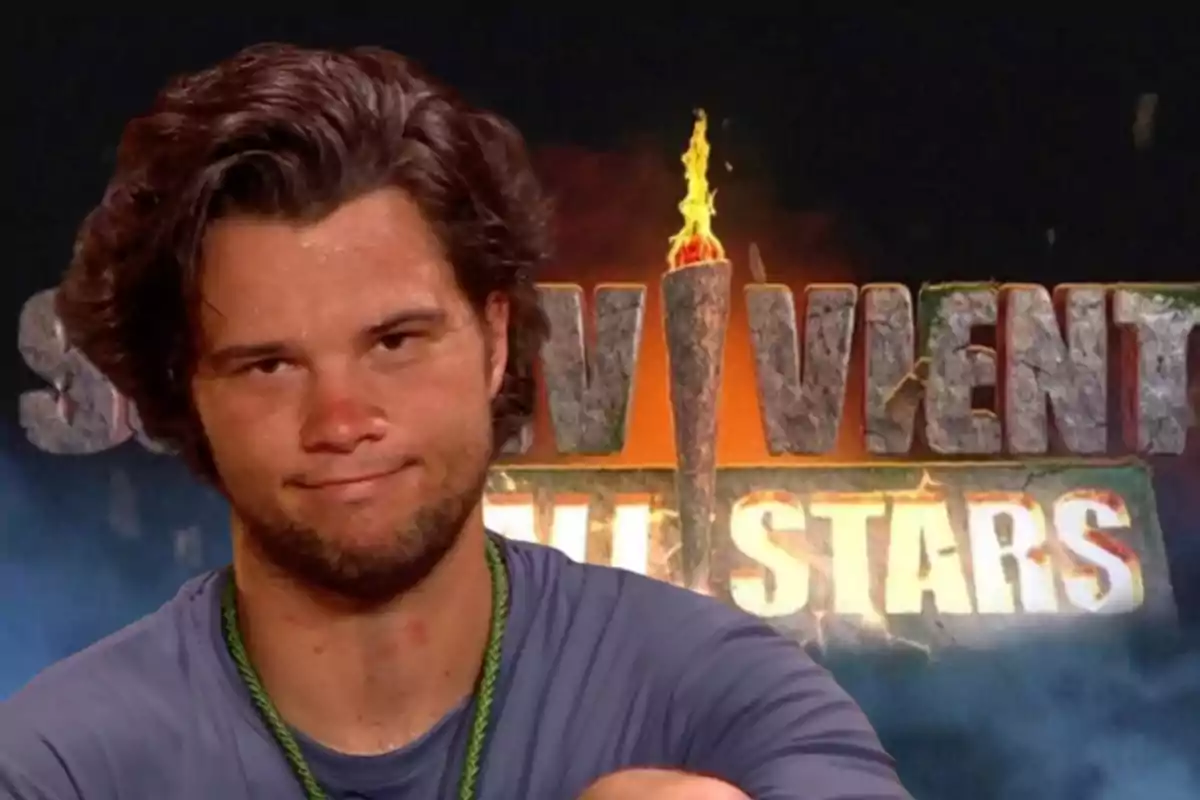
[196,189,462,343]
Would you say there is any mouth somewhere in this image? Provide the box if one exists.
[293,464,411,496]
[302,471,393,488]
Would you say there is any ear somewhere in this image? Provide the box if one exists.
[482,292,510,400]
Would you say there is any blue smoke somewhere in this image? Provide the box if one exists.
[0,433,228,694]
[825,624,1200,798]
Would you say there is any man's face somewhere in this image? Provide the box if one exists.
[192,188,508,603]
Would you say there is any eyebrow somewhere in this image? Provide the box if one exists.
[364,308,447,337]
[204,307,448,369]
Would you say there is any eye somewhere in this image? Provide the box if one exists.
[246,358,289,375]
[377,331,413,352]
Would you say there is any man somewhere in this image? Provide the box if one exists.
[0,44,910,799]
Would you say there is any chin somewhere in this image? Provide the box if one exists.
[276,527,455,604]
[246,504,469,604]
[237,463,485,602]
[315,508,413,547]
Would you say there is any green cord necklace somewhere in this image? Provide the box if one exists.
[220,536,509,800]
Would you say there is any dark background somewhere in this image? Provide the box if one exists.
[2,12,1199,799]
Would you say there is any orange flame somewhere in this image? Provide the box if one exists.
[666,109,726,269]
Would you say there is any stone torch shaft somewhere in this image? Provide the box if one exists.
[661,260,732,591]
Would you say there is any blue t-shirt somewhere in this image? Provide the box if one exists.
[0,538,908,799]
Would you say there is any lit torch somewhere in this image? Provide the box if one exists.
[663,109,732,593]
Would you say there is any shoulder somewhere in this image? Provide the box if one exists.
[505,540,904,794]
[505,537,811,692]
[0,573,223,796]
[506,535,785,644]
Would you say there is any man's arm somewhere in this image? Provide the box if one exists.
[663,613,912,800]
[578,768,747,799]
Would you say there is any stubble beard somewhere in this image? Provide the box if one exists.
[239,452,491,607]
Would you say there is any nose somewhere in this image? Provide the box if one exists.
[299,388,388,454]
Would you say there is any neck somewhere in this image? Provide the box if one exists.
[228,510,494,756]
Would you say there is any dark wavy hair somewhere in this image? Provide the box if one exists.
[57,43,550,481]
